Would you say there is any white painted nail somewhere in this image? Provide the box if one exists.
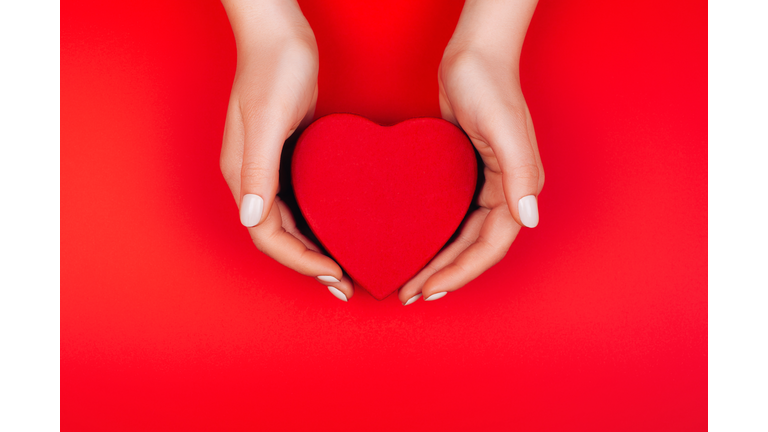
[424,292,447,302]
[240,194,264,227]
[518,195,539,228]
[327,286,347,302]
[318,275,340,283]
[403,293,422,306]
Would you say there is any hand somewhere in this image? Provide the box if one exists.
[398,0,544,305]
[220,0,354,301]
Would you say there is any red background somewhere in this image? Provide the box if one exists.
[61,0,707,430]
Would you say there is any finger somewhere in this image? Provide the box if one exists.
[438,75,458,126]
[420,206,520,301]
[238,105,295,228]
[249,196,346,295]
[276,200,354,301]
[398,209,488,305]
[482,107,542,228]
[220,99,246,202]
[324,274,354,302]
[525,104,546,193]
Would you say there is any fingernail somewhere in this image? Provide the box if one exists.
[424,292,447,301]
[318,275,340,283]
[403,293,422,306]
[327,286,347,302]
[518,195,539,228]
[240,194,264,227]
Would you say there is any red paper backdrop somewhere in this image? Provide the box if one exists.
[61,0,707,430]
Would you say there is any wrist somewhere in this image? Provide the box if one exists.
[441,40,519,80]
[443,0,537,69]
[223,0,316,55]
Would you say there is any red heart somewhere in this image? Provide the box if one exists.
[292,114,478,300]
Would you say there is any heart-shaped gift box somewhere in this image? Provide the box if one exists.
[292,114,478,300]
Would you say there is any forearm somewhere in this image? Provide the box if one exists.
[446,0,538,68]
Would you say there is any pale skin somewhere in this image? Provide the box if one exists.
[220,0,544,303]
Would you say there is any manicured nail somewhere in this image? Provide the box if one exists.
[403,293,422,306]
[318,275,340,283]
[518,195,539,228]
[327,286,347,302]
[240,194,264,227]
[424,292,447,301]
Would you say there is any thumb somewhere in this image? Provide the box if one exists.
[486,109,542,228]
[238,113,293,228]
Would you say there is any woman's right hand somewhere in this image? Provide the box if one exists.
[220,0,354,301]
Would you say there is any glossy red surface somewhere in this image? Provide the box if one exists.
[62,0,707,430]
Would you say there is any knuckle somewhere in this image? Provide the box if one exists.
[294,249,320,275]
[220,153,243,189]
[448,261,471,280]
[220,156,236,183]
[511,163,540,184]
[251,235,266,252]
[477,236,510,266]
[250,228,278,252]
[477,103,527,138]
[538,168,546,191]
[240,161,275,186]
[241,96,300,140]
[240,97,271,126]
[491,248,509,266]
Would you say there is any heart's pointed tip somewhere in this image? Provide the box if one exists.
[361,287,395,301]
[347,279,392,301]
